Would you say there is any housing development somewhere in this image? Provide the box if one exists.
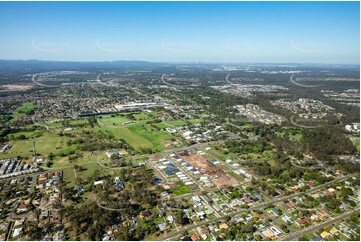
[1,0,361,240]
[0,61,359,241]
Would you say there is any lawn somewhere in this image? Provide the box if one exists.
[135,157,149,162]
[170,184,191,196]
[98,115,130,126]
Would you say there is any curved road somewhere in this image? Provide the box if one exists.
[161,74,192,88]
[290,115,323,129]
[225,73,236,86]
[290,74,323,88]
[32,74,62,88]
[290,160,323,171]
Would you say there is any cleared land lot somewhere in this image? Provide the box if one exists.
[177,151,239,188]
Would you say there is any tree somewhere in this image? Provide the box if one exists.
[48,152,55,161]
[340,187,353,197]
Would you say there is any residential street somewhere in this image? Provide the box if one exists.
[280,209,359,241]
[159,175,354,240]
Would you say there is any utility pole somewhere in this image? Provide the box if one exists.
[32,140,37,161]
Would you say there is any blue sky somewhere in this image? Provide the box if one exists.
[0,1,359,63]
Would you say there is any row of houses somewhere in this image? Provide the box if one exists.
[0,158,41,179]
[174,172,194,186]
[0,143,10,153]
[0,157,20,175]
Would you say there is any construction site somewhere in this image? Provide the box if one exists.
[176,150,239,188]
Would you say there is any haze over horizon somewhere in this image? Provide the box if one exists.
[0,1,359,64]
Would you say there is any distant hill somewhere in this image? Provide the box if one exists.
[0,59,171,73]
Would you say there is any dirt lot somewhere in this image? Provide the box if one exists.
[177,151,238,188]
[163,140,180,148]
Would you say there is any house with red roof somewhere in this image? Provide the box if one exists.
[295,217,311,227]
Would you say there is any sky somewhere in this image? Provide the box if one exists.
[0,1,359,64]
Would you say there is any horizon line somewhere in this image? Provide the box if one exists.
[0,59,360,66]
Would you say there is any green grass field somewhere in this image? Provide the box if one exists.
[170,181,191,196]
[50,152,108,169]
[98,116,130,126]
[135,157,149,162]
[62,163,104,186]
[127,123,172,151]
[6,130,43,139]
[134,112,152,121]
[37,119,89,129]
[207,146,238,161]
[106,127,153,150]
[0,132,64,160]
[275,131,303,142]
[0,130,108,169]
[14,102,37,117]
[38,122,63,128]
[154,120,187,129]
[246,150,276,163]
[188,118,203,124]
[103,122,173,151]
[62,169,77,186]
[70,119,89,125]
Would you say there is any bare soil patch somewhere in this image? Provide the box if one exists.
[177,151,238,188]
